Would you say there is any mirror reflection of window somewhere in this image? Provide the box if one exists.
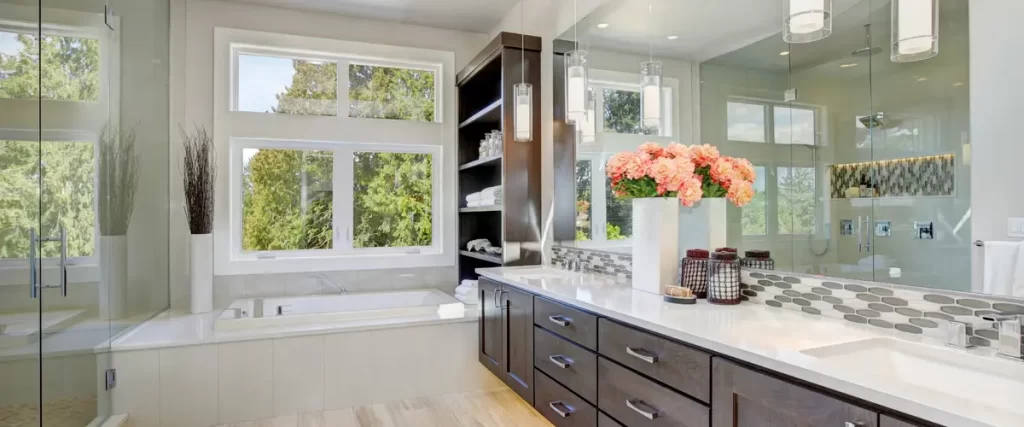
[741,166,768,236]
[727,101,767,143]
[575,160,593,241]
[777,167,816,235]
[774,106,816,145]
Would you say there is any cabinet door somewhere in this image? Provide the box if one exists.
[479,278,503,378]
[503,285,535,404]
[712,358,877,427]
[881,415,925,427]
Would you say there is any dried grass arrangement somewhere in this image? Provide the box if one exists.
[180,124,216,235]
[98,124,139,237]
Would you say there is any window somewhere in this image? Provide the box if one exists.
[216,28,453,275]
[0,31,100,102]
[741,166,767,236]
[728,100,817,145]
[575,160,592,241]
[777,167,816,235]
[605,178,631,240]
[603,89,650,135]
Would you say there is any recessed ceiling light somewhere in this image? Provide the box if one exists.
[779,51,790,56]
[666,35,678,40]
[596,23,609,29]
[917,77,929,82]
[840,63,858,68]
[953,82,964,87]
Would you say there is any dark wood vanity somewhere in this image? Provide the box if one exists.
[478,276,937,427]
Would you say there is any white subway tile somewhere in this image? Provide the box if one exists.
[218,340,273,424]
[272,335,324,417]
[159,344,218,427]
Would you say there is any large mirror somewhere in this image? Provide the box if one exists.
[556,0,974,295]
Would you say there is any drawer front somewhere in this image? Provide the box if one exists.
[598,357,709,427]
[535,297,598,350]
[598,318,711,403]
[534,326,598,404]
[598,412,624,427]
[535,369,598,427]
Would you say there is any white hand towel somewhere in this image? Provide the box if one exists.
[460,279,478,287]
[465,192,482,203]
[480,186,502,199]
[984,241,1021,295]
[456,293,480,305]
[467,200,481,207]
[455,286,475,297]
[477,197,498,206]
[1011,242,1024,297]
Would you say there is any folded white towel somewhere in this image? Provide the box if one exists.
[480,186,501,199]
[984,241,1022,295]
[456,293,480,305]
[467,200,480,207]
[456,286,475,297]
[460,279,478,287]
[466,192,482,203]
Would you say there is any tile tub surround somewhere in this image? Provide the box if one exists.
[829,154,956,198]
[551,246,632,279]
[110,317,501,427]
[741,269,1024,350]
[478,266,1024,427]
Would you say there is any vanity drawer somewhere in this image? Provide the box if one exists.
[535,296,598,350]
[534,326,598,404]
[597,318,711,403]
[535,369,598,427]
[599,412,624,427]
[598,357,709,427]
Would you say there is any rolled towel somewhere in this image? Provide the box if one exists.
[480,186,501,199]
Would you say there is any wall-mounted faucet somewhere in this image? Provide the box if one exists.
[946,320,975,349]
[982,313,1023,360]
[308,273,348,295]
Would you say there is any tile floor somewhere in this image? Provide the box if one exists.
[195,387,551,427]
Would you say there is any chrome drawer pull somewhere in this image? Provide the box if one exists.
[625,346,658,363]
[625,398,660,420]
[548,354,574,369]
[548,401,574,418]
[844,423,866,427]
[548,315,572,327]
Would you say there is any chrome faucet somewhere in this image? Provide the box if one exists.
[946,320,975,349]
[562,250,584,272]
[308,273,348,295]
[982,313,1024,360]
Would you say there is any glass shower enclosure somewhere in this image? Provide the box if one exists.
[0,0,169,425]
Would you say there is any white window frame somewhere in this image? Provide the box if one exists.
[0,4,119,286]
[213,28,455,276]
[585,69,679,150]
[574,152,634,250]
[726,97,820,146]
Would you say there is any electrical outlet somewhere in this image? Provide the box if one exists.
[1009,218,1024,238]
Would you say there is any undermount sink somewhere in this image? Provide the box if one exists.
[801,338,1024,415]
[511,267,585,281]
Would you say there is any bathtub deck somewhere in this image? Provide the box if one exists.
[206,387,552,427]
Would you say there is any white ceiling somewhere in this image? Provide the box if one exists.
[224,0,520,33]
[563,0,866,62]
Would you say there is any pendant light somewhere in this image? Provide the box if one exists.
[783,0,832,43]
[640,3,662,130]
[891,0,938,62]
[565,0,588,124]
[513,1,532,142]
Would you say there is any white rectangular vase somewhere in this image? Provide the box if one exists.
[632,197,680,295]
[99,235,128,320]
[190,234,213,314]
[678,197,728,252]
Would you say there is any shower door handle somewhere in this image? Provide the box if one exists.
[857,216,863,252]
[861,216,872,253]
[58,226,68,297]
[28,228,38,299]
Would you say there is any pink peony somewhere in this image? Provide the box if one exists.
[727,180,755,207]
[637,142,664,159]
[690,144,720,167]
[649,157,688,193]
[730,157,756,182]
[677,177,704,207]
[710,157,739,188]
[664,143,692,159]
[607,152,642,180]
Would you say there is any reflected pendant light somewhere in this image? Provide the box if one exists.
[891,0,938,62]
[640,3,662,129]
[580,87,596,143]
[565,0,588,124]
[783,0,832,43]
[513,2,532,142]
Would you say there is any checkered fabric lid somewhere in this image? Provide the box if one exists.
[685,249,709,259]
[711,251,738,261]
[744,249,771,259]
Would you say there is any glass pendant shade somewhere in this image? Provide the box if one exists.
[514,83,533,142]
[891,0,939,62]
[783,0,832,43]
[579,87,596,143]
[640,61,662,129]
[565,50,588,124]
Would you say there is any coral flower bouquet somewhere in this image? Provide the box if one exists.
[606,142,756,208]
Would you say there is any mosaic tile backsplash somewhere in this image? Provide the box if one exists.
[552,246,632,279]
[829,154,955,198]
[740,269,1024,351]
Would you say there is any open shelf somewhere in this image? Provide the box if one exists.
[458,99,501,129]
[460,250,503,264]
[460,206,502,213]
[459,155,502,171]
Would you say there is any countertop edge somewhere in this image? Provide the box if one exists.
[478,270,990,427]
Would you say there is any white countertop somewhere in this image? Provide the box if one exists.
[478,266,1024,427]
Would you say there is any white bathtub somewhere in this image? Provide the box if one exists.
[215,289,465,330]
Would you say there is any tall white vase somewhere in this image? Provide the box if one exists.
[631,197,680,295]
[99,235,128,320]
[190,233,213,314]
[678,197,728,252]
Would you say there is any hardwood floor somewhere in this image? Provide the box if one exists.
[214,388,553,427]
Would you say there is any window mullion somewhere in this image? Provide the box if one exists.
[335,147,354,253]
[337,59,350,119]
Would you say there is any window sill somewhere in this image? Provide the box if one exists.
[214,251,455,276]
[0,264,98,287]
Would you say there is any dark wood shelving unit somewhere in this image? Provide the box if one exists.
[457,32,543,283]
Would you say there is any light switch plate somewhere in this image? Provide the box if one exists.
[1009,218,1024,238]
